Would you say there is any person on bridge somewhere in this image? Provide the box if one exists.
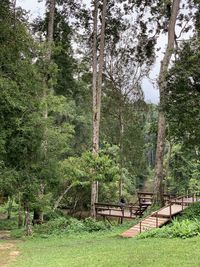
[119,197,126,209]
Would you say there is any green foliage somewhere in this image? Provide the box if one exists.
[0,218,18,231]
[34,217,111,236]
[83,217,111,232]
[43,210,64,221]
[180,203,200,221]
[166,144,200,194]
[138,219,200,239]
[11,228,25,238]
[60,147,120,185]
[166,37,200,148]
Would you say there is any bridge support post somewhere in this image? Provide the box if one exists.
[156,212,158,228]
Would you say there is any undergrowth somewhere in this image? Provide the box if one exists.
[32,217,112,237]
[138,219,200,239]
[138,203,200,239]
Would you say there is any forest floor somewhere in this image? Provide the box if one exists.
[0,231,20,267]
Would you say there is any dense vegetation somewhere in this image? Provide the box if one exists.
[0,0,199,245]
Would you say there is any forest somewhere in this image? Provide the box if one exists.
[0,0,200,265]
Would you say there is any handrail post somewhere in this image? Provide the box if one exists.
[140,221,142,233]
[192,194,194,203]
[95,203,97,216]
[181,197,183,210]
[156,212,158,228]
[170,204,172,220]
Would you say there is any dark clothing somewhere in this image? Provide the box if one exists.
[119,197,126,208]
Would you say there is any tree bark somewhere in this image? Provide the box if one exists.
[47,0,56,60]
[92,0,99,155]
[154,0,181,205]
[37,0,56,223]
[119,105,124,198]
[91,0,99,219]
[24,202,32,236]
[91,0,107,218]
[7,196,13,220]
[18,193,23,228]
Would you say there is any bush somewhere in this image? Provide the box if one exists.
[138,219,200,239]
[180,203,200,221]
[83,217,111,232]
[34,217,111,236]
[0,217,18,230]
[43,210,64,221]
[11,228,25,238]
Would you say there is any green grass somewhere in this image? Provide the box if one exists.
[9,229,200,267]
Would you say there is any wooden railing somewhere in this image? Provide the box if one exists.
[137,191,176,204]
[95,201,141,218]
[138,193,200,233]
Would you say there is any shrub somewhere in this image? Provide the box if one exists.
[83,217,111,232]
[0,217,18,230]
[43,210,64,221]
[34,217,111,236]
[11,228,25,238]
[138,219,200,239]
[180,202,200,221]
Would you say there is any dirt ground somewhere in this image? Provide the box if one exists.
[0,231,20,267]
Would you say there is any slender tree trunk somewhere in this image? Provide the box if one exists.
[7,196,13,220]
[154,0,181,205]
[164,140,173,192]
[119,105,124,198]
[91,0,99,218]
[53,184,74,211]
[92,0,99,155]
[18,193,23,228]
[36,0,56,223]
[91,0,107,218]
[24,201,32,236]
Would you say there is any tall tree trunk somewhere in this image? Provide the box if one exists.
[7,196,13,219]
[91,0,107,218]
[164,140,173,192]
[18,193,23,228]
[154,0,181,205]
[119,105,124,198]
[24,201,32,236]
[92,0,99,156]
[36,0,56,224]
[91,0,99,218]
[33,184,45,225]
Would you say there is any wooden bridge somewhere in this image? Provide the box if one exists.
[121,194,200,238]
[95,192,175,223]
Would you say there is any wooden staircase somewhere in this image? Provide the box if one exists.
[121,195,200,238]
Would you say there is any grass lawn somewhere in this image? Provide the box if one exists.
[8,229,200,267]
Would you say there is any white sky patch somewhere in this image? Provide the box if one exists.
[16,0,46,20]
